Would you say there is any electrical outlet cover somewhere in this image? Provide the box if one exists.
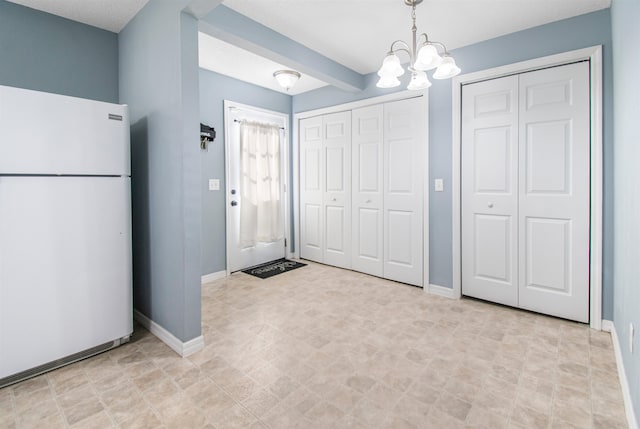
[435,178,444,192]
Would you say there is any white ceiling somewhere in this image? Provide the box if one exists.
[7,0,150,33]
[9,0,611,93]
[223,0,611,74]
[198,33,328,95]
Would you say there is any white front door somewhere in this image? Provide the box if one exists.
[383,97,425,287]
[226,103,287,272]
[352,104,384,277]
[461,75,519,306]
[461,62,590,322]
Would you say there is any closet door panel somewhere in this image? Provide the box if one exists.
[325,146,346,193]
[303,204,322,253]
[461,75,519,306]
[383,98,425,286]
[300,117,324,262]
[473,214,513,283]
[386,209,415,266]
[518,62,590,322]
[356,209,381,261]
[323,111,352,269]
[352,105,384,277]
[325,206,346,252]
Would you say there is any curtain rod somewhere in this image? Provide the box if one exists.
[233,119,285,130]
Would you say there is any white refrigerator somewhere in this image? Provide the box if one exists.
[0,85,133,387]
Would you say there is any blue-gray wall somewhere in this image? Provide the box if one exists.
[611,0,640,420]
[293,9,615,320]
[0,0,118,103]
[199,69,292,275]
[119,0,202,342]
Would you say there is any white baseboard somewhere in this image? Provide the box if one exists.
[134,309,205,357]
[182,335,206,357]
[608,321,639,429]
[427,284,455,299]
[201,270,226,284]
[602,319,614,333]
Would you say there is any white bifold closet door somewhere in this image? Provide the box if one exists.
[462,61,590,322]
[351,98,425,286]
[461,75,519,306]
[299,116,323,262]
[301,97,424,286]
[300,111,352,269]
[352,105,384,277]
[383,98,425,286]
[517,63,590,321]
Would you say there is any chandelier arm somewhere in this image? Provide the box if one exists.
[392,47,412,61]
[428,41,450,55]
[389,40,411,53]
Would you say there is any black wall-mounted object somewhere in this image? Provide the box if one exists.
[200,123,216,150]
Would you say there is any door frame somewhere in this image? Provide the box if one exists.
[451,45,604,330]
[223,100,291,275]
[292,90,430,289]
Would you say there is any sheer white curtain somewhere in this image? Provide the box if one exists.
[239,120,284,248]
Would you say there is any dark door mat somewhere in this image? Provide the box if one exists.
[242,258,307,279]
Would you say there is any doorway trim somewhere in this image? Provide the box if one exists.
[223,100,291,275]
[292,90,430,289]
[451,45,603,330]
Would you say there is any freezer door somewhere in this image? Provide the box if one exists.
[0,85,130,176]
[0,176,133,379]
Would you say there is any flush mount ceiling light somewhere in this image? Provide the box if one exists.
[273,70,301,91]
[377,0,461,91]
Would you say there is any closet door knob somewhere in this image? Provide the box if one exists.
[366,199,372,203]
[488,202,494,208]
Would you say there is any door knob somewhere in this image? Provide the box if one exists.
[231,201,238,207]
[332,198,337,202]
[366,199,372,203]
[488,202,494,208]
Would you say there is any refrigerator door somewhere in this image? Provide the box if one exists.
[0,176,133,379]
[0,85,130,176]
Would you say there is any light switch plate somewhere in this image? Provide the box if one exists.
[209,179,220,191]
[435,178,444,192]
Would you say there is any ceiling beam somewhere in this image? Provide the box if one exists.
[199,5,365,93]
[184,0,223,19]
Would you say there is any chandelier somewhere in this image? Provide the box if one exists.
[376,0,461,90]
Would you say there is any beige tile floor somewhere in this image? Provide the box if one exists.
[0,261,629,429]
